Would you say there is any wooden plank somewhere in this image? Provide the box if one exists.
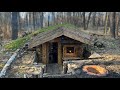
[28,27,92,49]
[29,31,63,49]
[63,29,91,44]
[46,42,49,64]
[29,28,63,49]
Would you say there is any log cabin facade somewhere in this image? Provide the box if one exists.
[28,27,92,65]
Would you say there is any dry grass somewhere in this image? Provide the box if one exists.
[6,51,35,77]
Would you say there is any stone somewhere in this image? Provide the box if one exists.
[89,52,102,59]
[74,68,81,75]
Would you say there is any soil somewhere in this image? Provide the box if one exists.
[5,51,35,78]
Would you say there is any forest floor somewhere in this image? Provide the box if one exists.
[5,51,35,78]
[0,27,120,78]
[2,50,120,78]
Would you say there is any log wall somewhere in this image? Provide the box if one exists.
[58,41,62,65]
[42,42,49,64]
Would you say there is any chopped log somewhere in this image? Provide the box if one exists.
[0,49,20,78]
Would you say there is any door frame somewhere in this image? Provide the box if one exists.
[48,42,58,63]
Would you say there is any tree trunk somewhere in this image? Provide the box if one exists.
[86,12,92,29]
[83,12,86,30]
[116,14,119,39]
[28,12,33,31]
[52,12,55,25]
[67,12,71,23]
[110,12,116,38]
[25,13,29,31]
[11,12,19,40]
[40,12,44,28]
[48,14,50,27]
[104,12,108,35]
[33,12,36,30]
[92,12,96,27]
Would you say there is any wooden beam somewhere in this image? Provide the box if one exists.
[42,43,49,64]
[58,41,62,65]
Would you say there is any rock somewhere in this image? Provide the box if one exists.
[68,63,79,70]
[74,68,81,75]
[89,52,102,59]
[5,52,9,55]
[33,62,38,65]
[94,41,105,48]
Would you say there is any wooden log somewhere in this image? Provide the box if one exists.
[58,41,62,65]
[24,67,44,78]
[39,67,44,78]
[0,49,20,78]
[43,73,72,78]
[31,67,44,78]
[63,62,68,74]
[42,43,48,64]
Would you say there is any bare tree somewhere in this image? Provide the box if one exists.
[40,12,44,28]
[116,12,120,39]
[86,12,92,29]
[11,12,19,40]
[110,12,116,38]
[104,12,108,35]
[92,12,96,27]
[83,12,86,30]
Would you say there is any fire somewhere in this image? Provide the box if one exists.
[82,65,108,76]
[69,50,72,53]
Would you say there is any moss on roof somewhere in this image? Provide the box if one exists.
[4,23,77,51]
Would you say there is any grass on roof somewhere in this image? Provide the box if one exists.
[4,23,77,51]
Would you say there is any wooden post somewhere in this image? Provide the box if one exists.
[42,43,48,64]
[39,67,44,78]
[63,62,68,74]
[58,42,62,65]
